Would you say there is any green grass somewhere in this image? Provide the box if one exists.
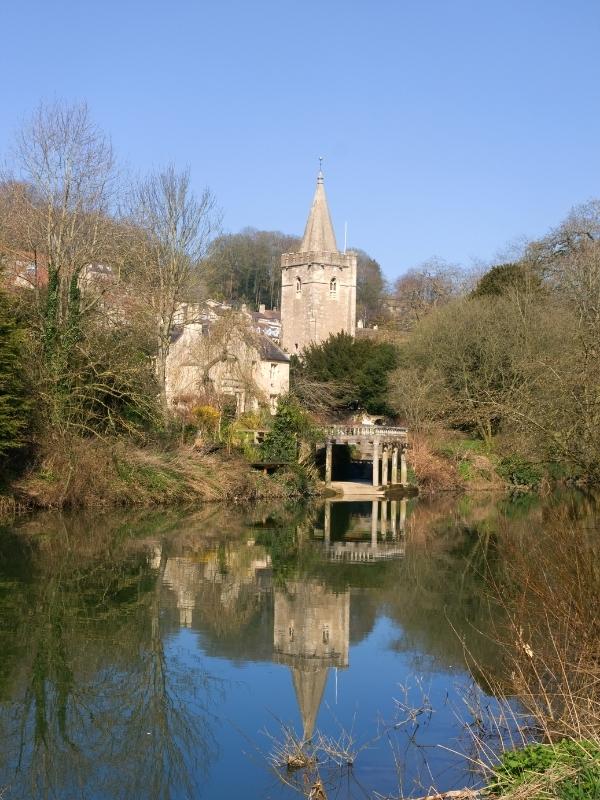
[458,459,474,481]
[491,740,600,799]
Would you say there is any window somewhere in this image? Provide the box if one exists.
[270,363,277,383]
[322,626,330,644]
[329,277,337,296]
[296,276,302,294]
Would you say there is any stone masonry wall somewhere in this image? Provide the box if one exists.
[280,250,357,354]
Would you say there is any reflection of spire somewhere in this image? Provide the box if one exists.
[273,580,349,740]
[291,666,329,740]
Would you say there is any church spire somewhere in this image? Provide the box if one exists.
[299,166,338,253]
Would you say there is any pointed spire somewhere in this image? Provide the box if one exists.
[299,166,337,253]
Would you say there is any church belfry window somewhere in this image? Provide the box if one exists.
[296,276,302,294]
[330,277,337,296]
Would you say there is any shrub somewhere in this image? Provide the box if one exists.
[0,291,31,463]
[497,456,544,488]
[192,404,220,437]
[260,396,315,464]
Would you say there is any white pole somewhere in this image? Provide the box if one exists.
[335,667,338,704]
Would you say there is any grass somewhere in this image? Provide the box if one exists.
[459,498,600,799]
[4,433,314,513]
[409,430,504,492]
[490,740,600,799]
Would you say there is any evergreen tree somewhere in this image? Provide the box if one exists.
[295,332,398,415]
[260,397,311,463]
[0,291,31,459]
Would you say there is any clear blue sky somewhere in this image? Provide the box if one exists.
[2,0,600,281]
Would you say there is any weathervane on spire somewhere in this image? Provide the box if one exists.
[319,156,323,173]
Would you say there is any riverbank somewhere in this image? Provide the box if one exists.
[0,434,315,517]
[407,428,585,494]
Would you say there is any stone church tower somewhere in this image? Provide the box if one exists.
[280,170,357,354]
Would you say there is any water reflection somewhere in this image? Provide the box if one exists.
[317,499,407,560]
[0,493,593,798]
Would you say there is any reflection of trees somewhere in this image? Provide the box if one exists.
[0,493,583,799]
[0,512,220,800]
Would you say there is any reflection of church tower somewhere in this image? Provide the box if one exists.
[273,580,350,739]
[280,170,357,354]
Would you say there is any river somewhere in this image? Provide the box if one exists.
[0,490,595,799]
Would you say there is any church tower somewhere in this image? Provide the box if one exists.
[280,170,357,354]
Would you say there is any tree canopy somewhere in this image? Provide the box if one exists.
[201,228,299,309]
[0,290,31,464]
[293,332,398,416]
[471,261,542,298]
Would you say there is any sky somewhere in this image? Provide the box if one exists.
[1,0,600,281]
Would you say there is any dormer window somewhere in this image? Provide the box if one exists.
[329,277,337,296]
[296,276,302,294]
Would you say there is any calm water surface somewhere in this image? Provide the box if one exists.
[0,492,591,799]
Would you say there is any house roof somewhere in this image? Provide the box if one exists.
[258,334,290,363]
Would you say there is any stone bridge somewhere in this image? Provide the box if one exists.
[321,425,409,488]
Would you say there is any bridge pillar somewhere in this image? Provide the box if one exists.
[400,446,408,487]
[381,445,389,486]
[391,446,399,484]
[372,438,380,486]
[371,500,378,547]
[400,497,407,532]
[325,440,333,485]
[324,500,331,546]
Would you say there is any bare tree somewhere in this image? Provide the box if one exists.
[125,166,220,409]
[392,258,468,330]
[9,102,116,356]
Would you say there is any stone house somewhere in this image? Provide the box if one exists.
[165,310,289,415]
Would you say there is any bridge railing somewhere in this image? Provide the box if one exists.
[326,425,408,440]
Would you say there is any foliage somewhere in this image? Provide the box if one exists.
[491,740,600,799]
[395,201,600,480]
[0,291,31,461]
[252,525,299,583]
[202,228,299,308]
[497,455,544,488]
[355,249,387,326]
[260,396,315,463]
[471,261,542,298]
[192,405,220,437]
[392,296,525,440]
[296,332,398,415]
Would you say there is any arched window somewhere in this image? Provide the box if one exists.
[329,277,337,296]
[296,276,302,294]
